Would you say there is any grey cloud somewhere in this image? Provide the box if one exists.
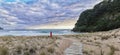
[0,0,103,29]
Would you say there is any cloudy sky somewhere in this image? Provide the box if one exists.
[0,0,102,29]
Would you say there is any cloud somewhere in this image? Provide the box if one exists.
[0,0,103,29]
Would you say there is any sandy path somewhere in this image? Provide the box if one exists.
[54,36,73,55]
[64,38,83,55]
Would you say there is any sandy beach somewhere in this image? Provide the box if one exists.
[0,28,120,55]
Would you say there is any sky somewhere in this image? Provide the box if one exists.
[0,0,102,29]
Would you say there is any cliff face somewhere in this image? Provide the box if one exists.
[73,0,120,32]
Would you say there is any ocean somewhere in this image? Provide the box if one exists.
[0,29,77,36]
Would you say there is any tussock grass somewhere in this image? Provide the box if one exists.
[0,36,60,55]
[0,46,9,55]
[83,50,90,55]
[40,51,46,55]
[108,45,116,55]
[101,36,111,40]
[47,47,54,53]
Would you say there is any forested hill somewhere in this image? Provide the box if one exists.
[73,0,120,32]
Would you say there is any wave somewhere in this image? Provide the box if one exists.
[0,29,76,36]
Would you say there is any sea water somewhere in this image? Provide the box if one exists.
[0,29,77,36]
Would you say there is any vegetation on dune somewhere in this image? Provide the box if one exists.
[0,36,60,55]
[73,0,120,32]
[0,47,8,55]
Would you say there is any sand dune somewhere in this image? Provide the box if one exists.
[0,28,120,55]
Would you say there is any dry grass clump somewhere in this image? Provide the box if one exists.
[108,45,115,55]
[40,51,46,55]
[15,45,23,54]
[47,47,55,53]
[94,42,101,45]
[101,36,111,40]
[0,46,9,55]
[107,45,119,55]
[87,40,92,42]
[83,50,89,55]
[0,36,61,55]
